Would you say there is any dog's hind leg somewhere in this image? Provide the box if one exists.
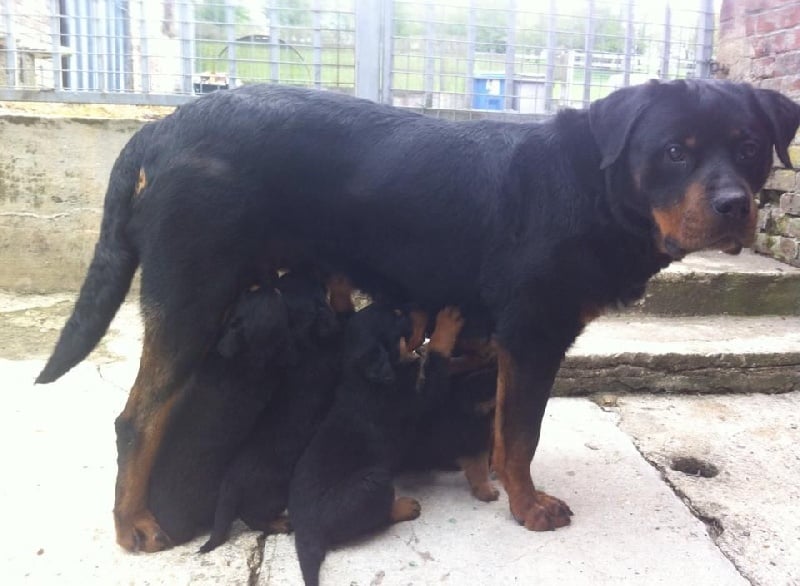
[114,250,245,552]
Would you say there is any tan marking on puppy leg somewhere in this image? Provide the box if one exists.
[407,309,428,351]
[458,452,499,502]
[327,274,355,313]
[427,307,464,357]
[390,496,421,523]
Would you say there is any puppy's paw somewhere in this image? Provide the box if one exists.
[472,481,501,502]
[390,496,422,523]
[428,307,464,356]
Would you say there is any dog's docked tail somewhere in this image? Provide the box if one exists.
[35,125,153,384]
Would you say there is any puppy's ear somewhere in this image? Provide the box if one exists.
[753,88,800,169]
[589,79,663,170]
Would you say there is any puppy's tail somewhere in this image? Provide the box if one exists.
[294,529,327,586]
[199,477,240,554]
[35,125,153,384]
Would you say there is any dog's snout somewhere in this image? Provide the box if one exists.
[711,190,751,220]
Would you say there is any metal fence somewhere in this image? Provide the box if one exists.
[0,0,715,114]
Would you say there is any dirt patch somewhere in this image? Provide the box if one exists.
[0,101,175,120]
[0,292,140,362]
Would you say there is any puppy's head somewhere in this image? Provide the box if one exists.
[216,284,290,368]
[590,79,800,260]
[343,304,414,385]
[277,270,340,343]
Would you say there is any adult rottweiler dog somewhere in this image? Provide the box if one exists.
[148,281,290,545]
[289,305,463,586]
[198,270,343,553]
[36,79,800,551]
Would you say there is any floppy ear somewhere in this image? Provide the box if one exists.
[589,79,663,170]
[753,88,800,169]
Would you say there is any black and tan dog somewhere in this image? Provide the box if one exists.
[401,363,499,503]
[36,80,800,551]
[148,281,290,545]
[198,270,344,553]
[288,305,463,586]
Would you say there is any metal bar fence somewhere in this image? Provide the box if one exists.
[0,0,714,114]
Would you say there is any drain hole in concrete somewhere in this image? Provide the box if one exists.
[670,456,719,478]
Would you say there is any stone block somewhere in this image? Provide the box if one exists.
[784,217,800,238]
[780,192,800,214]
[765,169,798,192]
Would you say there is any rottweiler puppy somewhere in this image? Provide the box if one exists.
[148,282,290,546]
[198,270,343,553]
[401,364,499,503]
[288,305,463,586]
[38,80,800,550]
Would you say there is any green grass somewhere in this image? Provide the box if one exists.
[197,43,356,87]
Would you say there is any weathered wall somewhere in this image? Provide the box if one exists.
[0,115,144,292]
[718,0,800,267]
[0,106,541,294]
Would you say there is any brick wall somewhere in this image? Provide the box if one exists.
[718,0,800,266]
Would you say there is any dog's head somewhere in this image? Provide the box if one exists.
[589,79,800,260]
[216,284,290,369]
[343,304,415,385]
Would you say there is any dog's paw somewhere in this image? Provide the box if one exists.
[115,509,172,553]
[428,307,464,356]
[471,481,501,502]
[390,496,422,523]
[511,490,573,531]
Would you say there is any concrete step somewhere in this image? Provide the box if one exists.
[556,314,800,396]
[637,250,800,316]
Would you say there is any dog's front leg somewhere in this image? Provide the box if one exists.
[492,342,573,530]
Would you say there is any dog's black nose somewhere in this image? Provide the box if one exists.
[711,190,751,219]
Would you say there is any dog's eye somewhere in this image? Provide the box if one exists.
[737,141,759,161]
[666,145,686,163]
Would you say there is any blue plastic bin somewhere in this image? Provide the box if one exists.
[472,74,506,110]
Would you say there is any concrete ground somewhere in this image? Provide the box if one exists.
[1,285,798,585]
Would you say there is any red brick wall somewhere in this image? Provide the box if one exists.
[718,0,800,266]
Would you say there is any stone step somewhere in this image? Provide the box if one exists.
[636,250,800,316]
[555,314,800,396]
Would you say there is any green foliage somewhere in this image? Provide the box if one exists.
[264,0,312,27]
[195,0,251,41]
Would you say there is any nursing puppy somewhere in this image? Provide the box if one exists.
[199,270,343,552]
[148,282,290,545]
[402,364,499,502]
[288,305,463,586]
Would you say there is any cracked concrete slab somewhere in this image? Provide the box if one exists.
[258,399,743,585]
[0,359,264,585]
[616,393,800,586]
